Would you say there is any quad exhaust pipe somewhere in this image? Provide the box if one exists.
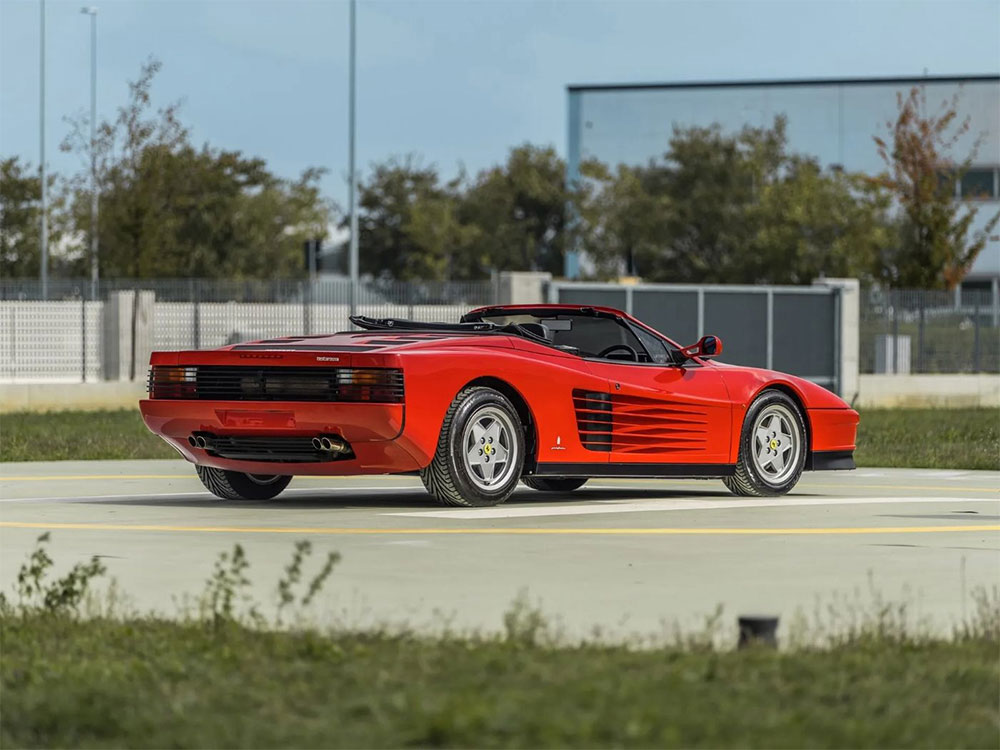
[312,435,349,454]
[187,432,349,457]
[188,434,211,450]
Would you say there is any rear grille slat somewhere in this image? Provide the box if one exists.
[149,366,404,403]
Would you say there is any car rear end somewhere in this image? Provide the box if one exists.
[140,348,422,476]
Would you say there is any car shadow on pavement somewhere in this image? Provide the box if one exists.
[76,485,783,510]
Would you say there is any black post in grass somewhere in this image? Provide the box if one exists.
[738,615,779,649]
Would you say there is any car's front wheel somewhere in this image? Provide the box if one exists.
[724,390,806,497]
[421,386,525,507]
[196,466,292,501]
[522,476,588,492]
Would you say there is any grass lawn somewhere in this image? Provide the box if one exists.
[0,409,177,462]
[2,614,998,749]
[1,406,997,469]
[855,407,999,471]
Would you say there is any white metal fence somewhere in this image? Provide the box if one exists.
[1,277,996,383]
[0,279,496,383]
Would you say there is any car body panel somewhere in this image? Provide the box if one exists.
[139,304,858,478]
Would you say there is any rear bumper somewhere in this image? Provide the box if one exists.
[139,399,420,476]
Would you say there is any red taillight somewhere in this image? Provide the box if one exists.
[148,366,197,399]
[334,369,403,402]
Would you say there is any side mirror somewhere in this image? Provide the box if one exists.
[680,335,723,360]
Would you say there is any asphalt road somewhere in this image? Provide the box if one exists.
[2,460,998,639]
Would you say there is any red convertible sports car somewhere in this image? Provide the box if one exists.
[140,304,858,506]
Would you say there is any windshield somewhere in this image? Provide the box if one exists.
[475,312,675,364]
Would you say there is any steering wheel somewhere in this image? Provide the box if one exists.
[597,344,638,361]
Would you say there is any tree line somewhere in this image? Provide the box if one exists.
[1,60,995,289]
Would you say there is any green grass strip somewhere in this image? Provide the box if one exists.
[2,615,997,749]
[1,407,997,469]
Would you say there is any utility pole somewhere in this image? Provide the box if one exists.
[39,0,48,299]
[347,0,358,317]
[82,7,99,300]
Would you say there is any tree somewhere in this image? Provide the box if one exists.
[60,59,332,279]
[355,156,472,281]
[744,158,894,284]
[457,145,570,278]
[579,117,894,285]
[0,157,71,278]
[574,161,671,279]
[870,85,999,288]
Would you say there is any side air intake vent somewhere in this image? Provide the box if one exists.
[573,389,613,452]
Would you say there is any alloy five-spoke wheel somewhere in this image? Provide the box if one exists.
[421,386,526,507]
[462,406,518,491]
[749,404,801,485]
[724,390,806,497]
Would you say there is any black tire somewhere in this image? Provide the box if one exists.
[420,386,526,507]
[522,476,588,492]
[724,389,807,497]
[196,466,292,501]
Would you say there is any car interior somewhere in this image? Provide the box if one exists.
[468,312,680,364]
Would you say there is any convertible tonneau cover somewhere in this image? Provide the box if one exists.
[349,315,497,332]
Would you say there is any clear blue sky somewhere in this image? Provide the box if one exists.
[2,0,998,207]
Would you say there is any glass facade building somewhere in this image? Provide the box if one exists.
[566,75,1000,286]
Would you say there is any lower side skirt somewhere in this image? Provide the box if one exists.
[534,450,857,478]
[533,463,736,479]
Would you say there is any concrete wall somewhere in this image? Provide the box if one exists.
[814,278,860,402]
[857,374,1000,408]
[0,382,148,414]
[498,271,551,304]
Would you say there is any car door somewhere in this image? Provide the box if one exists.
[584,333,732,467]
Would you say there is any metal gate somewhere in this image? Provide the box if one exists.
[548,282,842,393]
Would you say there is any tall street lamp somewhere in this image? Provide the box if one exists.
[347,0,358,317]
[39,0,47,299]
[81,6,98,299]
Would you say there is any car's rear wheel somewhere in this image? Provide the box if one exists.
[724,390,806,497]
[196,466,292,501]
[420,386,525,507]
[522,476,588,492]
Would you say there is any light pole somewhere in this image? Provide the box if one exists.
[39,0,47,299]
[81,6,98,300]
[347,0,358,317]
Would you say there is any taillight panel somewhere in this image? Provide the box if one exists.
[148,366,404,403]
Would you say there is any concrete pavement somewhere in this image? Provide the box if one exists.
[1,460,998,638]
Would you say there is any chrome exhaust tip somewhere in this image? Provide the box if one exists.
[313,435,349,454]
[187,435,198,447]
[194,435,209,449]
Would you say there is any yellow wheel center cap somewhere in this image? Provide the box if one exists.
[769,439,778,450]
[484,444,492,455]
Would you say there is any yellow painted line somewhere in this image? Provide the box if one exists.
[0,521,998,536]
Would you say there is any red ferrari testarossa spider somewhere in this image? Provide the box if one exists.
[140,304,858,506]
